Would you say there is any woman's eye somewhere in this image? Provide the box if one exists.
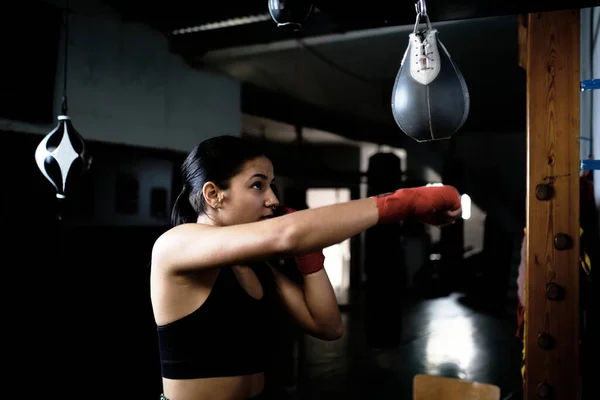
[251,182,263,190]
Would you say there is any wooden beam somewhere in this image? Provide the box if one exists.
[525,9,580,400]
[517,14,528,70]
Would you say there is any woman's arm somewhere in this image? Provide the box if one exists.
[267,207,342,341]
[152,197,379,273]
[152,185,461,274]
[269,265,343,341]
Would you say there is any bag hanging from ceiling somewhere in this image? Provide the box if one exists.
[391,2,470,142]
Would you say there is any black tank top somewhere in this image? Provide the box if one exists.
[157,264,275,379]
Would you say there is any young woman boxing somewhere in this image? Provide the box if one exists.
[151,135,462,400]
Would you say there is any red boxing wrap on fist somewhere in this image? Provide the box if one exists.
[371,185,461,225]
[278,206,325,275]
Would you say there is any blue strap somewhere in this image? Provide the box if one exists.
[581,79,600,91]
[581,159,600,170]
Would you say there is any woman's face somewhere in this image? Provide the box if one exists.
[219,156,279,225]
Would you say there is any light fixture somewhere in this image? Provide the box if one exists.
[460,194,471,220]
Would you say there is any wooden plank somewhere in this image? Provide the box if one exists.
[517,14,528,70]
[525,9,580,400]
[413,375,500,400]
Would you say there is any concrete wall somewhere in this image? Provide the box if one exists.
[1,0,243,227]
[1,0,241,153]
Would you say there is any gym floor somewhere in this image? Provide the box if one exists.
[292,291,524,400]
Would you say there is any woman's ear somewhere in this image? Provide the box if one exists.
[202,182,222,209]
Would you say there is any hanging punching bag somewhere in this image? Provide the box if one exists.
[391,7,470,142]
[35,114,91,200]
[268,0,313,31]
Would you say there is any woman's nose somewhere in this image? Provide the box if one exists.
[266,192,279,209]
[266,198,279,209]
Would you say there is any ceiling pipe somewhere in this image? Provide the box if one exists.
[171,7,323,36]
[199,18,460,62]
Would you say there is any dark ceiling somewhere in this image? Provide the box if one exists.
[103,0,600,146]
[105,0,600,40]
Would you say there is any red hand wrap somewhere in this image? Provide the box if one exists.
[294,249,325,275]
[371,185,461,225]
[278,206,325,275]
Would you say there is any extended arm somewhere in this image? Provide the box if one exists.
[152,185,461,274]
[153,198,379,273]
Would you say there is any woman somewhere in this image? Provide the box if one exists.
[151,135,462,400]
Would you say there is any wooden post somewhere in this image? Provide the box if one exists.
[517,14,528,70]
[525,10,580,400]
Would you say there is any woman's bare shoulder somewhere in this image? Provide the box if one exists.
[159,222,217,242]
[151,223,213,267]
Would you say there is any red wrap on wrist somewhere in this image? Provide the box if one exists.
[294,249,325,275]
[371,185,461,225]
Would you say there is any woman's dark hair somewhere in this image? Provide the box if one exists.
[171,135,267,226]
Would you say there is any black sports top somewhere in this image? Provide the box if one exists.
[157,264,275,379]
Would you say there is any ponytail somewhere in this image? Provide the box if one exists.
[170,187,197,226]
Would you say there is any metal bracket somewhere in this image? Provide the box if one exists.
[415,0,427,16]
[581,159,600,170]
[581,79,600,91]
[413,0,432,33]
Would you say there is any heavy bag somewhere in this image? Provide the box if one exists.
[391,16,470,142]
[364,152,405,349]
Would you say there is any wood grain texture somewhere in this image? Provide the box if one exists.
[413,375,500,400]
[525,9,580,400]
[518,14,528,70]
